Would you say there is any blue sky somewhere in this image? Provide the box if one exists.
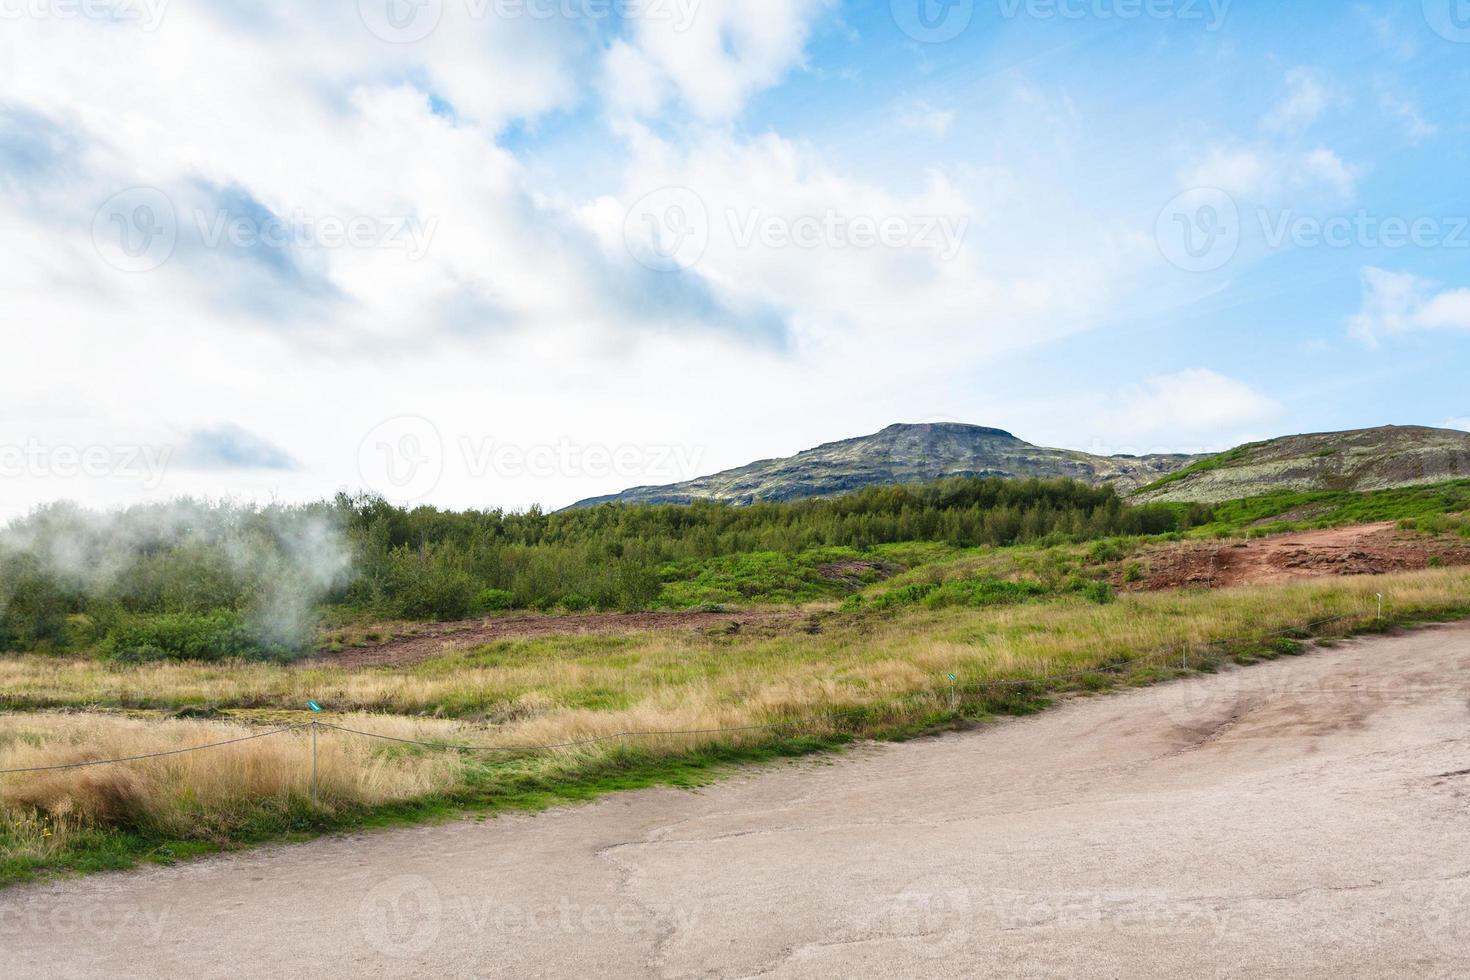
[0,0,1466,514]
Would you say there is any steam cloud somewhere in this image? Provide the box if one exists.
[0,499,353,653]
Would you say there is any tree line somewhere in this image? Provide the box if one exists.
[0,478,1206,658]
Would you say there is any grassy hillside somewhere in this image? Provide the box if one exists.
[1134,425,1470,503]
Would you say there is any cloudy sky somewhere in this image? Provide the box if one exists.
[1,0,1467,516]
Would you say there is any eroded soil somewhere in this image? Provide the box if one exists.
[1127,522,1470,591]
[312,608,813,669]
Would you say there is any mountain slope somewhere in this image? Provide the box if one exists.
[1131,425,1470,503]
[571,423,1204,508]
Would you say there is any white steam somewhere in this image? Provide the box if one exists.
[0,499,353,651]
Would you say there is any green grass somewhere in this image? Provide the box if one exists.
[1133,443,1255,494]
[656,546,898,607]
[1192,480,1470,535]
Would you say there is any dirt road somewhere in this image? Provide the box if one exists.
[9,624,1470,978]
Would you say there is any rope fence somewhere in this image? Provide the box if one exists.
[0,606,1392,780]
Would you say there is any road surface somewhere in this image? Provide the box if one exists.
[7,623,1470,978]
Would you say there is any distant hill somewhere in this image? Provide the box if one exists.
[1132,425,1470,503]
[570,423,1204,508]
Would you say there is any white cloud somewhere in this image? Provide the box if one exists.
[1180,148,1267,198]
[1181,144,1355,201]
[1181,70,1356,203]
[1262,68,1332,133]
[1349,267,1470,345]
[602,0,833,121]
[1379,92,1438,144]
[1300,147,1356,198]
[1100,370,1283,442]
[584,120,1156,368]
[895,99,956,138]
[1443,417,1470,433]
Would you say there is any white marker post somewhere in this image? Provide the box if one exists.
[1377,593,1384,623]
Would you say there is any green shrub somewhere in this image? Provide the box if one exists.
[868,582,941,610]
[865,578,1050,612]
[1266,637,1306,656]
[476,589,515,612]
[103,611,298,663]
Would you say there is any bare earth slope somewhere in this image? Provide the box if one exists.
[1134,425,1470,503]
[1126,521,1470,591]
[11,623,1470,978]
[572,422,1203,507]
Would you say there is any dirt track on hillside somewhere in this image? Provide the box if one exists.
[1130,522,1470,591]
[10,623,1470,978]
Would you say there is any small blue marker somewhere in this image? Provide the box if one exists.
[307,700,322,712]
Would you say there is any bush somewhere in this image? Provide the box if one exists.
[103,611,299,663]
[476,589,515,612]
[1079,581,1116,605]
[924,579,1050,609]
[383,551,478,621]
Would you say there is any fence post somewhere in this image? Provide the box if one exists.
[310,721,318,806]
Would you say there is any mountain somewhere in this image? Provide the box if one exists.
[570,423,1205,508]
[1131,425,1470,503]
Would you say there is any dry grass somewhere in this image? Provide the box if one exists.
[0,714,463,860]
[2,567,1468,880]
[4,569,1466,726]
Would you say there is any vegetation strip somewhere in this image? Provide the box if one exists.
[5,567,1470,887]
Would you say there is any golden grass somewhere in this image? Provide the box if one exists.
[0,714,463,857]
[2,567,1468,873]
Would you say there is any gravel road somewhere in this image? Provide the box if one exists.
[8,623,1470,978]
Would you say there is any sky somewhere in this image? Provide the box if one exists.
[1,0,1467,516]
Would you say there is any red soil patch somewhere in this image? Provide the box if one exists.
[311,609,809,669]
[1126,522,1470,591]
